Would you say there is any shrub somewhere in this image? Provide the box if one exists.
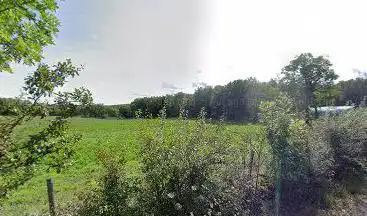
[118,105,133,119]
[137,108,241,215]
[260,95,324,215]
[260,95,367,214]
[105,106,119,118]
[309,108,367,193]
[64,151,137,216]
[66,108,273,215]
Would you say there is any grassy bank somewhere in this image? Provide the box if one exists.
[0,117,265,215]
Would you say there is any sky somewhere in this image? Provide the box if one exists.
[1,0,367,104]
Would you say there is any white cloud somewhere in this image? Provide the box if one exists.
[199,0,367,86]
[2,0,367,104]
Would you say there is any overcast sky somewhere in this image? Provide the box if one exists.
[1,0,367,104]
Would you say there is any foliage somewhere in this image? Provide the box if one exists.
[3,72,366,123]
[191,78,280,122]
[0,59,93,197]
[280,53,338,121]
[0,0,60,72]
[0,118,264,215]
[137,108,238,215]
[70,108,272,216]
[260,95,324,215]
[86,104,106,119]
[68,151,137,216]
[309,108,367,193]
[104,106,119,118]
[118,104,133,118]
[335,77,367,106]
[117,78,280,122]
[59,110,272,216]
[260,94,367,214]
[192,86,214,117]
[0,97,30,116]
[315,85,341,107]
[260,95,311,180]
[130,96,166,118]
[1,46,366,215]
[134,107,272,215]
[166,92,194,117]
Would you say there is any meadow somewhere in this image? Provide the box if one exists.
[0,117,265,215]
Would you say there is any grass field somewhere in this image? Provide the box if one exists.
[0,117,265,215]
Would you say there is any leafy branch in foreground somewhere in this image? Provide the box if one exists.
[0,0,61,72]
[0,59,93,197]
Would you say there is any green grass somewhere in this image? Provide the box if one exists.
[0,117,265,215]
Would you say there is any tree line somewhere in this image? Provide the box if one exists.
[52,53,367,122]
[1,72,367,122]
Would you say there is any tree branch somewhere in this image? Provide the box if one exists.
[0,0,35,14]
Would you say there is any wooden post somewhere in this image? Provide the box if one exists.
[255,151,261,190]
[248,149,255,182]
[47,178,56,216]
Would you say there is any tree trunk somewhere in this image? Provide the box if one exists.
[314,106,318,118]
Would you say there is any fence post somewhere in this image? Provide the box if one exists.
[47,178,56,216]
[248,149,255,182]
[255,151,261,190]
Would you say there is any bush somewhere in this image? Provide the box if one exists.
[64,108,273,215]
[260,95,325,215]
[63,151,137,216]
[260,95,367,214]
[137,108,241,215]
[309,108,367,193]
[118,105,133,119]
[105,106,119,118]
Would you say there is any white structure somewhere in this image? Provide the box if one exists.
[314,106,354,116]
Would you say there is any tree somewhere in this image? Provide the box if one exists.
[224,79,251,122]
[105,106,119,118]
[0,97,30,115]
[209,85,225,120]
[192,86,214,117]
[336,78,367,106]
[130,96,166,118]
[315,85,341,107]
[88,104,106,118]
[166,92,193,118]
[118,104,132,119]
[0,59,93,197]
[0,0,95,198]
[281,53,338,121]
[0,0,60,72]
